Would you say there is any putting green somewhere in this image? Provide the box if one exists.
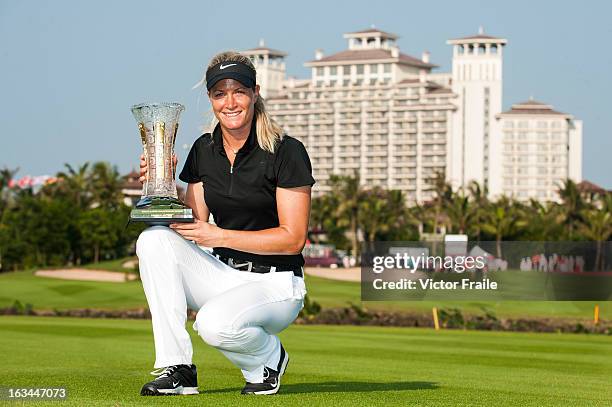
[0,316,610,406]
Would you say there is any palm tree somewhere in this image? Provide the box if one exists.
[329,172,362,261]
[89,162,123,209]
[0,166,19,218]
[466,181,489,242]
[480,197,528,258]
[358,187,388,243]
[310,194,338,244]
[57,163,91,209]
[423,171,452,254]
[557,179,587,240]
[578,194,612,271]
[524,199,564,240]
[446,193,472,234]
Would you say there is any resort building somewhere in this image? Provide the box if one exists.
[242,28,583,203]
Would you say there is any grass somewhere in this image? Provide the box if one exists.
[81,257,137,273]
[0,268,610,320]
[0,316,610,406]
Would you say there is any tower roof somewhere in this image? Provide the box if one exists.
[447,27,507,45]
[344,27,398,40]
[242,46,287,57]
[305,48,436,68]
[499,99,569,116]
[242,40,287,57]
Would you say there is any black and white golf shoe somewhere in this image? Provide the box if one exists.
[140,364,199,396]
[241,344,289,395]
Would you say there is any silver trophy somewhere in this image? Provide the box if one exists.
[130,102,193,225]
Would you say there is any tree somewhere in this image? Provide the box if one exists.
[446,193,472,235]
[523,199,564,241]
[480,197,528,258]
[557,179,587,240]
[79,208,118,263]
[0,166,19,219]
[466,181,489,241]
[578,194,612,271]
[358,188,414,243]
[329,173,362,260]
[422,171,452,254]
[57,163,91,209]
[89,162,124,209]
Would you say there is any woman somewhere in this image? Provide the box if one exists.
[136,51,314,396]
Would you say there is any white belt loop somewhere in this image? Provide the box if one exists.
[270,266,276,273]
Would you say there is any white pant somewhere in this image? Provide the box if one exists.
[136,226,306,383]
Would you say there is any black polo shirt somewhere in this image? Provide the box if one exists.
[178,119,315,268]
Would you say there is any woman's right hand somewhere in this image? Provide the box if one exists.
[139,154,148,184]
[139,154,178,184]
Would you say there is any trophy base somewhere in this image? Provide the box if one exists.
[130,197,194,226]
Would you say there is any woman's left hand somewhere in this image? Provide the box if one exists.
[169,219,224,247]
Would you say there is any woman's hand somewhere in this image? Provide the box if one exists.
[169,219,224,247]
[138,154,178,184]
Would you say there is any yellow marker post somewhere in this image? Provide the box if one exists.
[432,307,440,331]
[594,304,600,325]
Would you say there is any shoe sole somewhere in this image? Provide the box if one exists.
[141,386,199,396]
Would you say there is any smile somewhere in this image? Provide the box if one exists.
[223,111,242,118]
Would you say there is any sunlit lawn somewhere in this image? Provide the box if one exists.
[1,316,610,406]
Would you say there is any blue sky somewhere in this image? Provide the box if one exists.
[1,0,610,188]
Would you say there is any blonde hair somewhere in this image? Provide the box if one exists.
[206,51,284,153]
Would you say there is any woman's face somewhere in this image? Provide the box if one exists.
[209,79,259,133]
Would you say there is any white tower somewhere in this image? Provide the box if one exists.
[447,28,507,196]
[241,40,287,99]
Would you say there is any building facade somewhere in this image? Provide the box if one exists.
[497,100,582,201]
[244,28,582,203]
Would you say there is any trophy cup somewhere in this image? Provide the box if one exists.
[130,102,194,225]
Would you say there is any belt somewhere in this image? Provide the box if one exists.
[215,254,303,278]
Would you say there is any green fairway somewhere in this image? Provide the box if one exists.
[0,269,610,320]
[0,316,610,406]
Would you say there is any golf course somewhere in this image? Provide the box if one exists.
[0,266,610,319]
[1,317,610,406]
[1,267,611,405]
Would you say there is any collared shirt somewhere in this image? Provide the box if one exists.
[178,118,315,267]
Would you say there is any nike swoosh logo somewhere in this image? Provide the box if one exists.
[172,381,180,387]
[219,63,237,70]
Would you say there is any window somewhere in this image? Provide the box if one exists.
[369,64,378,74]
[356,65,364,75]
[330,66,337,76]
[383,63,391,73]
[316,67,324,76]
[343,65,351,75]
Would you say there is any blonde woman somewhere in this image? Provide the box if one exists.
[137,51,314,396]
